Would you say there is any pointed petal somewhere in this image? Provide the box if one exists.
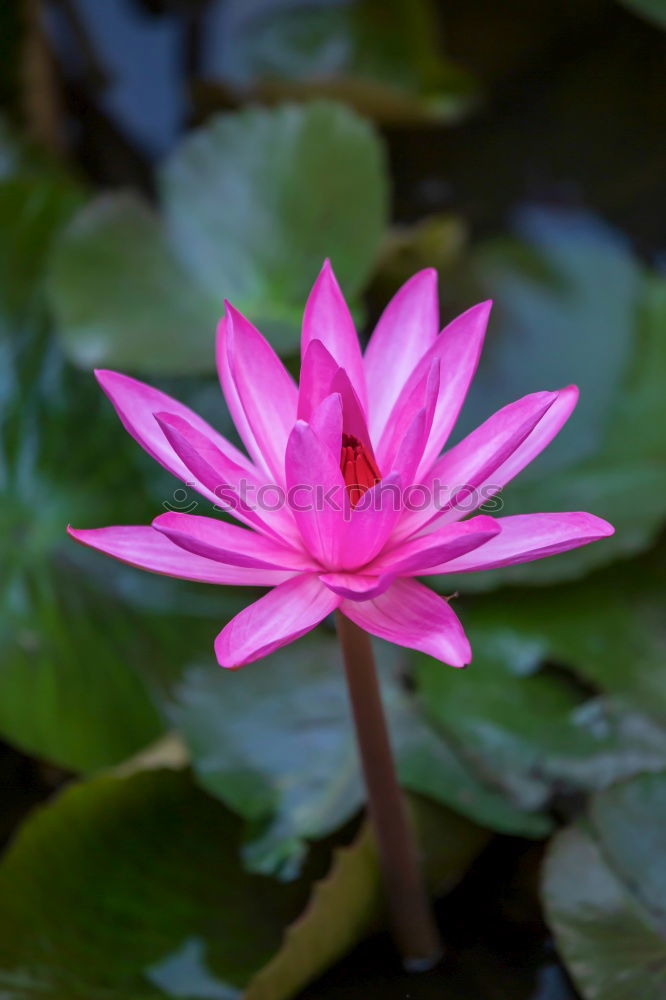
[376,359,439,477]
[478,385,579,497]
[155,411,298,542]
[302,260,366,411]
[309,392,343,458]
[319,572,393,602]
[94,370,253,505]
[365,269,439,441]
[216,314,256,465]
[369,516,500,576]
[385,301,491,481]
[215,575,340,668]
[152,512,316,571]
[423,512,615,574]
[395,389,559,540]
[224,304,298,481]
[285,420,348,567]
[329,366,376,457]
[340,578,471,667]
[67,525,291,586]
[298,338,339,421]
[299,341,374,457]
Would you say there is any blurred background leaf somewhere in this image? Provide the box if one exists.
[49,101,389,371]
[0,767,484,999]
[170,634,549,879]
[542,771,666,999]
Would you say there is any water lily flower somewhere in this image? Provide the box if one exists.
[69,262,613,670]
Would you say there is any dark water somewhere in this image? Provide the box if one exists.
[297,837,579,999]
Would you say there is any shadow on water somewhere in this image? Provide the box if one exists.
[296,837,580,999]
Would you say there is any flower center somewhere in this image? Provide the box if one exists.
[340,433,381,507]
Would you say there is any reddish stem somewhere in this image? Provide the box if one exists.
[335,612,443,969]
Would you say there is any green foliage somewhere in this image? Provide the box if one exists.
[171,634,549,880]
[49,102,389,371]
[0,768,483,999]
[542,772,666,999]
[418,545,666,815]
[0,130,240,773]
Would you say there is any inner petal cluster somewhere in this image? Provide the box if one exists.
[340,433,381,507]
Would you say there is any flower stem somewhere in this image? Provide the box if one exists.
[335,612,443,969]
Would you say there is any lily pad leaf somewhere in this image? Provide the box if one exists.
[49,192,221,374]
[417,600,666,814]
[170,634,551,880]
[542,772,666,1000]
[0,768,483,1000]
[449,547,666,728]
[49,101,389,371]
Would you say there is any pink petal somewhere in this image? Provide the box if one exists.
[364,269,439,442]
[94,370,254,506]
[223,304,298,481]
[215,574,340,668]
[301,260,367,412]
[479,385,579,497]
[338,472,403,569]
[384,301,491,481]
[309,392,343,458]
[395,389,559,540]
[376,360,440,478]
[319,572,393,602]
[216,314,256,466]
[369,515,501,576]
[340,578,471,667]
[285,420,347,567]
[67,525,292,586]
[329,366,376,458]
[298,340,375,458]
[152,512,316,571]
[155,411,299,543]
[424,512,615,574]
[298,339,339,421]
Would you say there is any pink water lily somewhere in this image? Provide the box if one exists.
[69,262,613,669]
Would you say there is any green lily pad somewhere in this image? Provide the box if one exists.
[47,192,221,374]
[49,101,389,371]
[170,633,550,879]
[196,0,476,125]
[417,570,666,813]
[453,548,666,727]
[0,768,483,1000]
[542,771,666,1000]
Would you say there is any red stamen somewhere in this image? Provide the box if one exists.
[340,433,381,506]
